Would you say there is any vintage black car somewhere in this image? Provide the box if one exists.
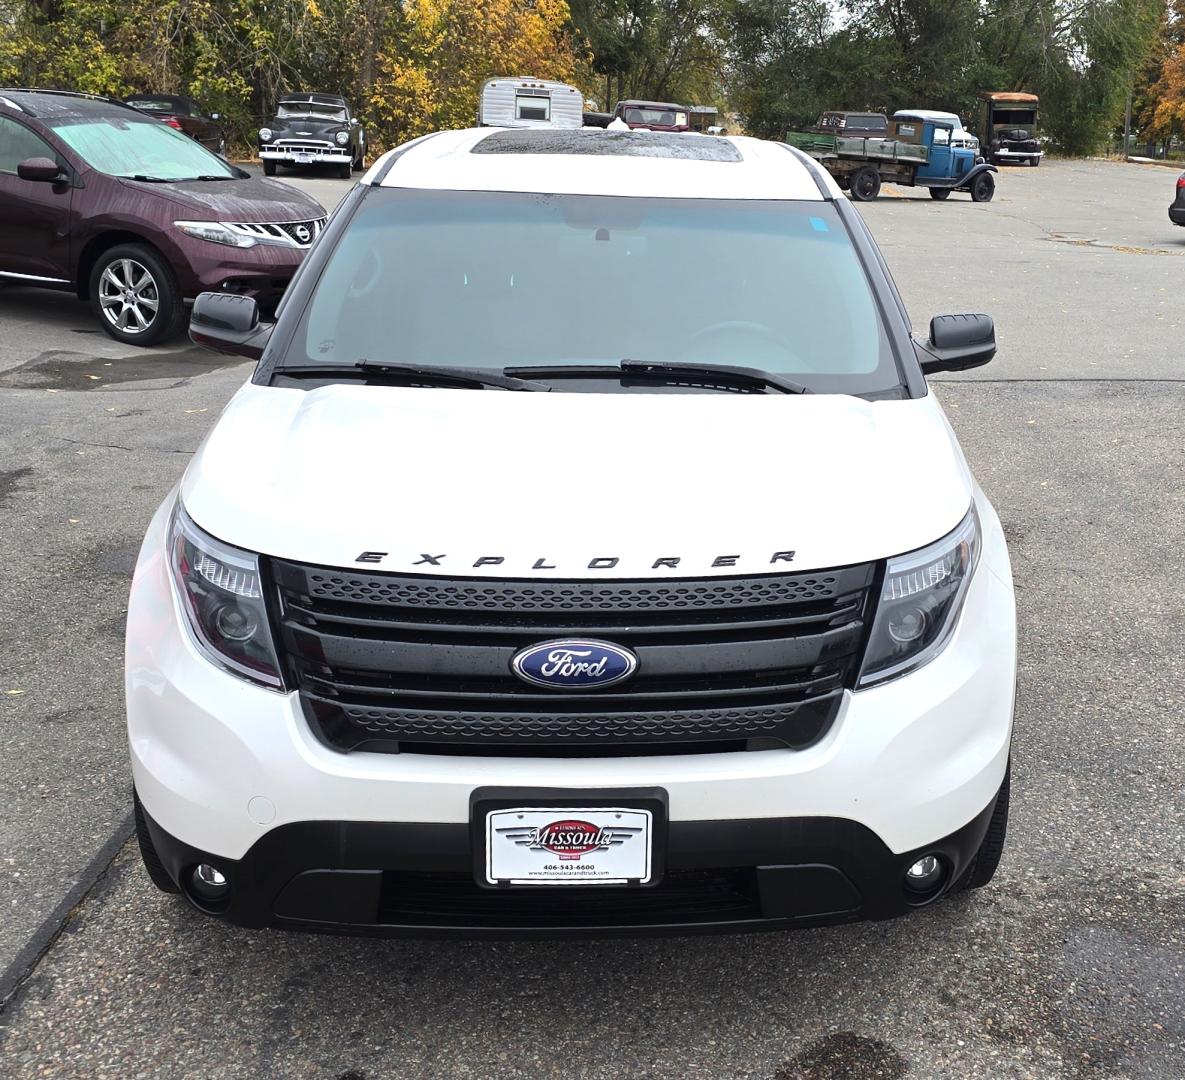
[258,93,365,179]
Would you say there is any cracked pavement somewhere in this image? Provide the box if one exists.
[1,159,1184,1078]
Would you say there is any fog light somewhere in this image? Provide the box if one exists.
[904,854,944,891]
[191,863,230,903]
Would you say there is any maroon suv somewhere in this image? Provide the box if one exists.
[0,89,326,345]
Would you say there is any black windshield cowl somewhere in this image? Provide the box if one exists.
[505,361,811,395]
[273,361,551,391]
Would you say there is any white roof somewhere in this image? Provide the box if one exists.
[364,128,835,201]
[892,109,963,126]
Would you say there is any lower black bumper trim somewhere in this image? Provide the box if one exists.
[140,790,1001,938]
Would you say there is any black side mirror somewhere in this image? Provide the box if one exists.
[915,313,995,374]
[17,157,62,182]
[190,292,273,360]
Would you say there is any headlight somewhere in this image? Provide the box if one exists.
[173,221,256,248]
[335,130,349,146]
[857,505,981,687]
[170,506,283,689]
[259,127,272,142]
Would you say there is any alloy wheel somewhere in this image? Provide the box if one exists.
[98,258,159,334]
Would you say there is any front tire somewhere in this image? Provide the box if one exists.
[89,243,185,347]
[929,187,951,200]
[1029,157,1040,167]
[337,161,353,179]
[849,166,881,202]
[262,159,277,176]
[971,172,996,202]
[353,136,366,172]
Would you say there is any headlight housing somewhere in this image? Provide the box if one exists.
[335,130,349,146]
[259,127,272,142]
[174,220,256,248]
[170,506,283,689]
[857,506,981,688]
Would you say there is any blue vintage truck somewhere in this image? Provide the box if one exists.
[786,113,999,202]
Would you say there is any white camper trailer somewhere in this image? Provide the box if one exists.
[477,78,584,129]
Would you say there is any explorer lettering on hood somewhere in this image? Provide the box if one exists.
[353,550,796,570]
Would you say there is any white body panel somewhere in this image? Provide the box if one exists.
[181,385,973,578]
[128,482,1014,859]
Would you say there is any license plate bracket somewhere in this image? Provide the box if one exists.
[472,787,668,889]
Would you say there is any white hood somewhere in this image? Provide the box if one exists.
[181,383,973,578]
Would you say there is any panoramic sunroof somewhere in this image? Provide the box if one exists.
[471,129,741,162]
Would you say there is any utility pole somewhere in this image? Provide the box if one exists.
[1123,87,1132,159]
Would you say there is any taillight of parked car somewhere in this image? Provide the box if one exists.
[1177,174,1185,189]
[165,116,183,130]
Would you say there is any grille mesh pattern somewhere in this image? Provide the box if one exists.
[336,700,811,741]
[303,572,841,611]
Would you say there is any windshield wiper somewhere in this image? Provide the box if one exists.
[123,174,173,183]
[505,361,811,395]
[275,361,551,391]
[189,174,237,182]
[354,360,552,391]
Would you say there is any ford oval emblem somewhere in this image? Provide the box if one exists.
[511,639,638,691]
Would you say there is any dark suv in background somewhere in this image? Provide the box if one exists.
[0,89,326,345]
[124,94,227,156]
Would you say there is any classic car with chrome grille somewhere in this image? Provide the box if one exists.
[259,93,365,179]
[0,88,326,344]
[127,126,1016,934]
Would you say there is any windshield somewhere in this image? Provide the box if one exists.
[49,116,234,180]
[278,103,347,122]
[282,190,902,396]
[625,107,687,127]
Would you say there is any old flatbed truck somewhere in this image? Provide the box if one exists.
[786,114,998,202]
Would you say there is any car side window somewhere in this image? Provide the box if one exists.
[0,116,55,175]
[933,127,951,146]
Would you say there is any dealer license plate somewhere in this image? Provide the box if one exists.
[485,806,653,886]
[294,153,313,164]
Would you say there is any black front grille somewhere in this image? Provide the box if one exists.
[378,869,761,928]
[269,562,877,755]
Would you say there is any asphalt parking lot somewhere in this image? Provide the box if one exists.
[1,157,1184,1079]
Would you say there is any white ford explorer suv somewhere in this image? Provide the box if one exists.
[126,127,1016,934]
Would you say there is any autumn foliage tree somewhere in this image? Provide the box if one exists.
[1136,0,1185,143]
[0,0,589,152]
[368,0,586,143]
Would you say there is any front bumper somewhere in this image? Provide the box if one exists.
[994,147,1042,159]
[127,492,1016,934]
[259,146,350,164]
[157,234,302,309]
[139,790,1001,936]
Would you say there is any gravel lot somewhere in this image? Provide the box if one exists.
[1,158,1183,1079]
